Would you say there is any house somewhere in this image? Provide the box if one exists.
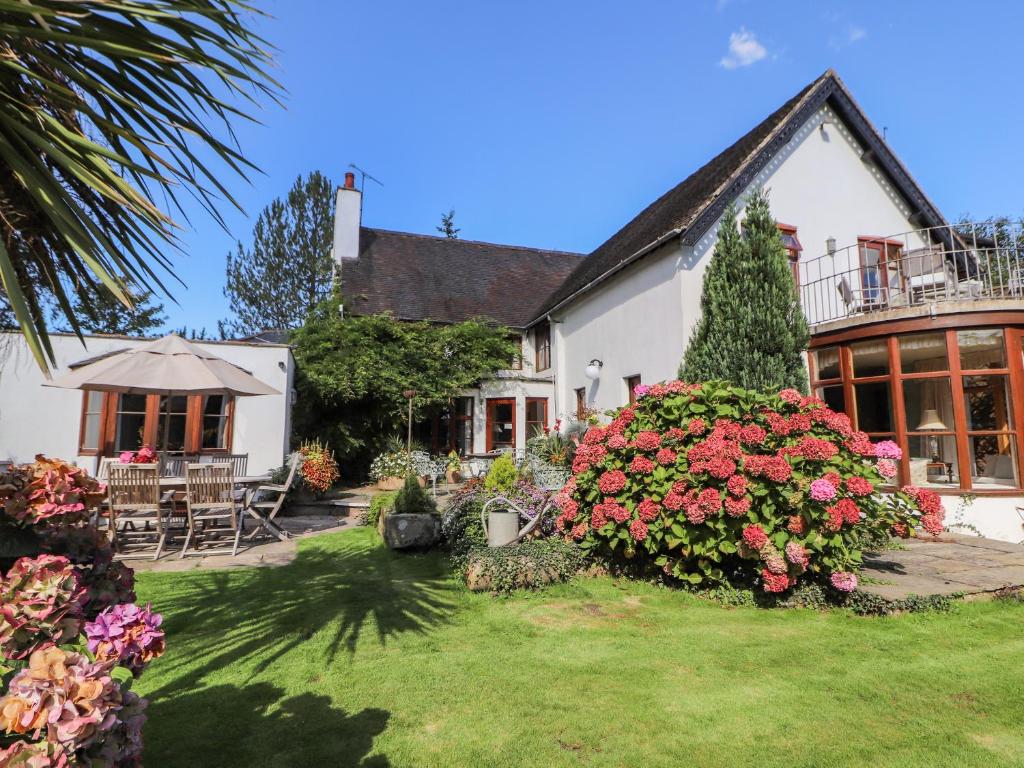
[333,69,1024,541]
[0,332,295,476]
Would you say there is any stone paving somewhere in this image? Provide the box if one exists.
[861,533,1024,600]
[124,513,360,573]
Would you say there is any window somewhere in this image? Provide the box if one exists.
[486,398,516,452]
[575,387,587,420]
[778,223,802,287]
[79,391,105,453]
[155,394,189,452]
[92,392,235,456]
[526,398,548,439]
[508,334,523,370]
[201,395,230,450]
[626,374,641,405]
[857,238,903,309]
[534,323,551,371]
[810,326,1024,491]
[115,394,149,453]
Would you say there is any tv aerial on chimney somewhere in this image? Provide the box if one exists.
[348,163,383,215]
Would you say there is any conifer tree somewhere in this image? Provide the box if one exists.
[680,190,809,392]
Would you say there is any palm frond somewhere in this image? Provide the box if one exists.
[0,0,281,372]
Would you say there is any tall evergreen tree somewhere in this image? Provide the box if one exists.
[680,190,809,392]
[221,171,336,337]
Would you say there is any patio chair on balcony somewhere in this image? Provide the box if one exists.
[902,247,953,302]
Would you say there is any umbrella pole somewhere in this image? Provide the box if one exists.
[163,393,171,453]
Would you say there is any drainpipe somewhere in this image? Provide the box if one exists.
[547,314,559,430]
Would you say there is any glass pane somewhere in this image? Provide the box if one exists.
[490,402,514,448]
[454,419,472,455]
[454,397,472,417]
[526,400,545,423]
[854,381,892,432]
[969,435,1018,489]
[203,394,225,416]
[86,390,104,413]
[816,385,845,414]
[958,328,1006,370]
[115,414,146,452]
[156,414,187,452]
[120,393,148,414]
[963,375,1013,431]
[851,339,889,377]
[903,377,954,432]
[900,333,948,373]
[907,435,960,488]
[82,414,100,450]
[813,347,840,380]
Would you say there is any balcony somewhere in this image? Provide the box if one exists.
[799,222,1024,330]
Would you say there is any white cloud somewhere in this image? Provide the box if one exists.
[719,28,768,70]
[847,25,867,44]
[829,24,867,50]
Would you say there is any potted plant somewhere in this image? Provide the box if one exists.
[369,450,409,491]
[446,450,462,484]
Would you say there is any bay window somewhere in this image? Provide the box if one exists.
[810,324,1024,492]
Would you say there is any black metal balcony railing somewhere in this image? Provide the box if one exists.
[799,222,1024,327]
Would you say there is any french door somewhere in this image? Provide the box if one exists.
[486,398,516,452]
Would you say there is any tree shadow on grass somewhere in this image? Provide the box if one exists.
[144,681,390,767]
[141,530,458,694]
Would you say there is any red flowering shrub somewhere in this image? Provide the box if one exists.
[556,381,943,592]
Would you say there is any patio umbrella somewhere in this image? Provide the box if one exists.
[45,333,280,451]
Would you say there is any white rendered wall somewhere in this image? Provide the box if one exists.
[942,495,1024,544]
[553,241,686,417]
[0,333,294,475]
[554,105,928,415]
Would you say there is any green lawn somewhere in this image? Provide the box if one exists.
[135,527,1024,768]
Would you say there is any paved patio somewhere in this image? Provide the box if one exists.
[861,533,1024,600]
[125,513,360,573]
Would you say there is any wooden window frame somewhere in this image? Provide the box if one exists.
[809,320,1024,493]
[534,323,551,372]
[525,397,548,439]
[778,223,802,288]
[625,374,641,405]
[485,397,516,453]
[575,387,587,421]
[80,392,235,457]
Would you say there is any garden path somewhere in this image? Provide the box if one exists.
[861,533,1024,599]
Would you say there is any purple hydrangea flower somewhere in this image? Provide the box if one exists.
[809,478,837,502]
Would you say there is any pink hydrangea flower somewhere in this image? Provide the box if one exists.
[830,571,858,592]
[809,478,837,502]
[85,602,165,675]
[876,458,898,478]
[873,440,903,460]
[606,434,628,450]
[633,384,651,399]
[629,518,649,541]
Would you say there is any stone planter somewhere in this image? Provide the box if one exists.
[383,513,440,550]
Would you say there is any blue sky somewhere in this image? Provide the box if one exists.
[161,0,1023,332]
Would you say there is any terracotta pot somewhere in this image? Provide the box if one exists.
[446,469,462,484]
[376,475,426,491]
[377,476,404,491]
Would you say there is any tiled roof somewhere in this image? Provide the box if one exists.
[340,228,583,328]
[535,69,947,318]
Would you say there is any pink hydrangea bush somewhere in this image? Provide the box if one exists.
[1,457,105,528]
[85,604,165,676]
[0,556,86,661]
[556,381,943,592]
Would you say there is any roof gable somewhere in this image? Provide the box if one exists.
[534,69,948,320]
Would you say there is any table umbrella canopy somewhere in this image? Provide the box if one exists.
[45,333,280,396]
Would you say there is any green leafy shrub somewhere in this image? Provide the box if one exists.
[483,454,518,494]
[392,474,438,516]
[556,380,945,594]
[363,491,398,528]
[464,539,585,594]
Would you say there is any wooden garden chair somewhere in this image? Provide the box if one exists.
[181,463,242,557]
[208,453,248,477]
[107,463,172,560]
[243,452,301,542]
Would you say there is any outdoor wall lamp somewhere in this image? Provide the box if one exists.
[584,359,603,380]
[826,237,837,256]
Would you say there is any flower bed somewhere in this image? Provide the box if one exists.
[555,382,943,593]
[0,456,165,765]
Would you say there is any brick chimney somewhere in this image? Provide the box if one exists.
[333,172,361,262]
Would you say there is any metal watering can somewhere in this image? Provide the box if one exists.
[480,495,547,547]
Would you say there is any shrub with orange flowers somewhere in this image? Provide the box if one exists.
[557,381,944,593]
[298,440,340,494]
